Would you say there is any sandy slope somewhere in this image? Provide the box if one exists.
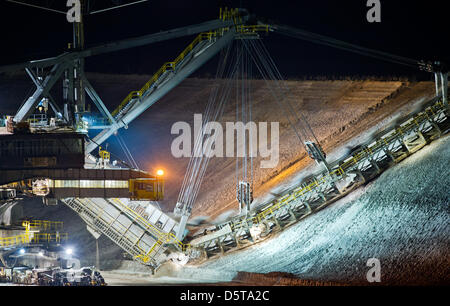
[80,75,434,222]
[168,134,450,285]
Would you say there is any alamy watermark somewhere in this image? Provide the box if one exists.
[171,114,280,168]
[366,0,381,23]
[66,0,81,23]
[366,257,381,282]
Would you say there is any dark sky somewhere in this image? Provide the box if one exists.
[0,0,448,79]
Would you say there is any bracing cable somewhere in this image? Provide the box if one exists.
[234,39,255,213]
[257,38,320,144]
[116,131,139,169]
[271,24,421,70]
[240,38,306,147]
[241,38,321,152]
[177,41,242,212]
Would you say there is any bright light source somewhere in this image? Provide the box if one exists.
[38,252,44,256]
[19,248,25,254]
[156,169,164,176]
[65,248,73,255]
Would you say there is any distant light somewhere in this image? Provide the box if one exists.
[65,248,73,255]
[19,249,25,254]
[156,169,164,176]
[38,252,44,256]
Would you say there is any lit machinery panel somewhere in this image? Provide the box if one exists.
[128,178,164,201]
[45,177,164,200]
[0,133,85,170]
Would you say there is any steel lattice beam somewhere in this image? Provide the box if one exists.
[14,62,70,122]
[0,18,246,73]
[85,29,237,153]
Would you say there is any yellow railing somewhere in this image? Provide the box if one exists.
[0,233,31,248]
[110,198,190,253]
[24,220,64,231]
[31,233,68,244]
[110,31,219,118]
[0,233,68,248]
[219,7,241,22]
[236,24,269,34]
[110,14,268,119]
[99,147,110,161]
[0,220,66,248]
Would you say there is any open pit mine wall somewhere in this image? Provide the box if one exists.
[188,97,449,260]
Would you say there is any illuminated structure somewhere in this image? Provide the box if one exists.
[0,4,448,270]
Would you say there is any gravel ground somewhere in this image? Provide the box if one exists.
[173,134,450,285]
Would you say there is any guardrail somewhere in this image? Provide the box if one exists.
[0,232,68,248]
[25,220,64,231]
[226,99,447,231]
[110,24,269,119]
[31,233,68,244]
[0,220,66,248]
[109,198,190,253]
[0,233,31,248]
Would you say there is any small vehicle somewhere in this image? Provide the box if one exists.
[61,267,106,286]
[23,266,107,286]
[0,267,12,283]
[33,267,61,286]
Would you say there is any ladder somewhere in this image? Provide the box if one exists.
[63,197,188,268]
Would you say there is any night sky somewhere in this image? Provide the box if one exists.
[0,0,448,79]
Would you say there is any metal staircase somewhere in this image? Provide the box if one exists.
[63,197,188,269]
[85,23,269,154]
[85,29,236,154]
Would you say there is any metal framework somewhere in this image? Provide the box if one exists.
[191,98,449,257]
[0,6,448,269]
[0,220,68,248]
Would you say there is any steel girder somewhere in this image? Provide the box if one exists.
[14,62,70,122]
[85,29,237,153]
[0,18,245,73]
[82,75,117,124]
[25,67,63,117]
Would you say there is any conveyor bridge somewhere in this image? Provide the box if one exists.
[63,197,189,269]
[190,97,449,258]
[0,6,448,271]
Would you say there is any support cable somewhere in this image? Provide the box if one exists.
[177,41,242,213]
[240,38,307,148]
[115,131,139,169]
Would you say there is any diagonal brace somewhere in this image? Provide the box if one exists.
[14,62,70,122]
[83,76,117,125]
[25,68,64,117]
